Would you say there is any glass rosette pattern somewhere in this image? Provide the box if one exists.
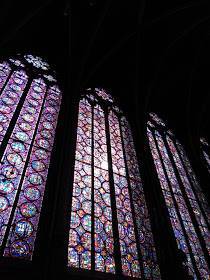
[69,98,92,269]
[147,114,210,279]
[68,89,161,279]
[200,137,210,173]
[0,54,61,260]
[0,70,28,143]
[4,86,61,259]
[0,78,46,245]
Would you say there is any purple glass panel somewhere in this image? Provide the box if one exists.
[0,62,11,92]
[109,110,141,278]
[94,105,115,273]
[121,117,161,279]
[148,125,210,279]
[0,78,46,246]
[4,85,61,259]
[68,99,92,269]
[0,70,28,143]
[166,136,210,254]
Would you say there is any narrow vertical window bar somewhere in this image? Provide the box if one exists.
[118,114,144,279]
[104,107,122,276]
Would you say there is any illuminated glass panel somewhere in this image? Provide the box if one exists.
[0,54,61,259]
[4,86,61,259]
[200,137,210,173]
[68,89,161,279]
[0,62,11,92]
[0,70,28,144]
[147,113,210,279]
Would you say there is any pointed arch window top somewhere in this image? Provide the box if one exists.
[147,113,210,279]
[68,88,161,279]
[24,54,50,71]
[0,53,62,260]
[94,87,114,103]
[149,112,166,127]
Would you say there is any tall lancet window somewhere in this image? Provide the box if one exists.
[147,113,210,279]
[200,137,210,173]
[0,54,61,259]
[68,88,160,279]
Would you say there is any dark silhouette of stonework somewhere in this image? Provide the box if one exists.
[0,1,209,280]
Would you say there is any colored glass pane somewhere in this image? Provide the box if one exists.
[0,54,61,260]
[147,114,210,279]
[68,88,160,279]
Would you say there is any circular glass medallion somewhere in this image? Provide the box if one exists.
[22,114,34,123]
[10,84,21,92]
[20,202,37,218]
[15,131,29,142]
[15,220,33,237]
[31,161,45,172]
[48,99,57,107]
[19,122,31,132]
[6,90,18,99]
[2,97,14,105]
[50,94,59,101]
[29,174,43,185]
[28,99,39,107]
[43,121,53,130]
[2,166,18,179]
[44,113,54,121]
[31,92,41,100]
[33,85,43,93]
[0,114,8,123]
[35,149,48,160]
[11,142,25,152]
[0,178,14,194]
[81,215,91,232]
[37,139,50,149]
[0,105,11,114]
[10,240,29,258]
[46,106,56,114]
[14,77,24,85]
[26,106,36,114]
[41,130,52,139]
[24,186,40,201]
[0,196,9,212]
[7,153,22,166]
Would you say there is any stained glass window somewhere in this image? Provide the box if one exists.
[0,54,61,259]
[68,88,161,279]
[200,137,210,173]
[147,113,210,279]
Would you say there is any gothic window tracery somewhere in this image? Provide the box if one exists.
[0,54,61,259]
[147,113,210,279]
[68,88,160,279]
